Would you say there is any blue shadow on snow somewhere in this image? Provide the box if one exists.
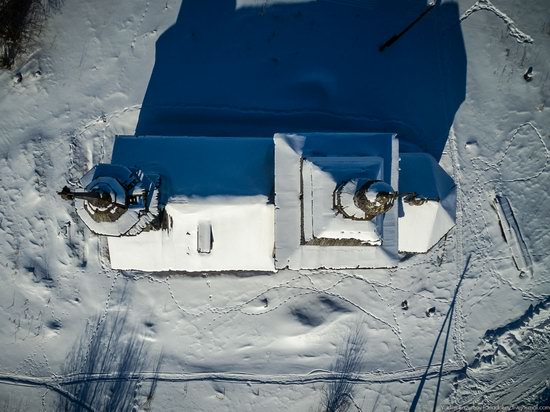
[135,0,466,160]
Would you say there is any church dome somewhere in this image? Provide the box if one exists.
[335,179,396,221]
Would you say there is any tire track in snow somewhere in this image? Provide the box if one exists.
[0,375,96,412]
[0,363,465,388]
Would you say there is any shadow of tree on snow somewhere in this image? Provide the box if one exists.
[59,290,163,412]
[321,323,366,412]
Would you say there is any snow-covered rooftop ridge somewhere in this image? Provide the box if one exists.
[274,132,400,270]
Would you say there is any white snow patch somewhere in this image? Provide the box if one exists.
[108,195,275,272]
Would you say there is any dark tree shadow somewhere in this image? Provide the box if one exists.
[58,289,163,412]
[136,0,466,160]
[321,323,366,412]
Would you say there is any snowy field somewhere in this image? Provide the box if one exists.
[0,0,549,410]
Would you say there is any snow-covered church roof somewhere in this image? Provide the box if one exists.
[65,133,456,272]
[106,136,275,272]
[274,133,400,270]
[398,153,456,253]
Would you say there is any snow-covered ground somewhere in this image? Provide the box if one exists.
[0,0,549,410]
